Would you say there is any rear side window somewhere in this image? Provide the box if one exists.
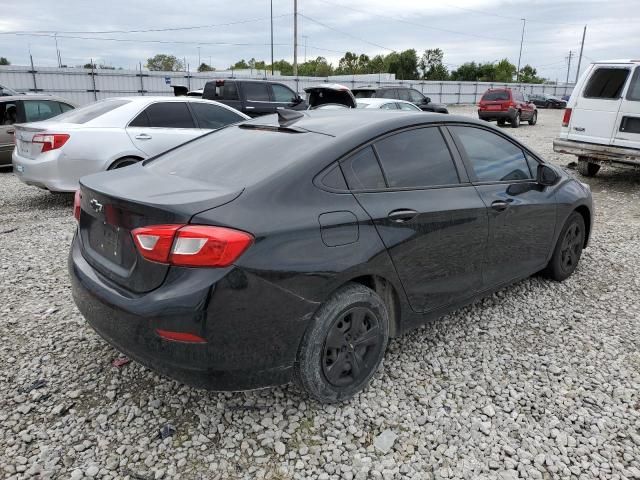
[353,90,374,98]
[482,91,510,101]
[23,100,61,122]
[374,128,459,188]
[134,102,195,128]
[380,102,398,110]
[341,146,386,190]
[53,99,130,124]
[59,102,74,113]
[583,68,630,99]
[191,103,244,129]
[451,126,532,182]
[397,89,411,101]
[243,82,270,101]
[380,89,397,99]
[627,67,640,101]
[1,102,18,125]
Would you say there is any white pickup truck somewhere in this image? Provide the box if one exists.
[553,59,640,177]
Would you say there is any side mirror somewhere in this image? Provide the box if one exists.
[424,97,431,104]
[294,95,303,104]
[537,164,559,186]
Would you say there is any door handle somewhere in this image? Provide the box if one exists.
[135,133,152,140]
[387,209,418,223]
[245,106,255,110]
[491,199,513,212]
[6,129,14,134]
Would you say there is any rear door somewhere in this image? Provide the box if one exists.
[344,126,488,313]
[240,82,274,117]
[448,125,557,288]
[126,102,202,157]
[0,100,19,164]
[611,65,640,149]
[568,65,632,145]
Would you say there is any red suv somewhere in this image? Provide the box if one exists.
[478,88,537,128]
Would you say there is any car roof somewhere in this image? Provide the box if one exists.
[0,94,75,103]
[353,85,411,90]
[357,98,416,106]
[592,59,640,64]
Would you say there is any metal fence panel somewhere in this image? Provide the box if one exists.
[0,65,574,106]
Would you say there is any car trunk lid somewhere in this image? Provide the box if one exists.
[77,165,243,293]
[305,84,357,109]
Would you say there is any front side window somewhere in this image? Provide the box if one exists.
[451,126,532,182]
[191,103,244,129]
[627,67,640,101]
[243,82,270,101]
[135,102,195,128]
[341,146,386,190]
[408,89,425,103]
[272,84,296,103]
[374,127,459,188]
[583,68,630,99]
[379,89,397,99]
[23,100,61,122]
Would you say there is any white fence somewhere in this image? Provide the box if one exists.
[0,65,574,106]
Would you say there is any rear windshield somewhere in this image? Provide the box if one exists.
[583,68,630,99]
[482,91,510,101]
[353,90,374,98]
[145,125,329,187]
[52,99,130,124]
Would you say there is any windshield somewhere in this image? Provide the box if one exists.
[482,91,510,101]
[52,99,130,124]
[146,125,331,188]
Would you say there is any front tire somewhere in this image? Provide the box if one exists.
[577,157,600,177]
[544,212,585,281]
[295,283,389,403]
[511,111,521,128]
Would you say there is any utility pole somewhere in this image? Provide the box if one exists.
[270,0,274,75]
[575,25,587,84]
[293,0,298,77]
[516,18,525,83]
[565,50,574,85]
[198,47,201,68]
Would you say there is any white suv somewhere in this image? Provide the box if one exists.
[553,59,640,176]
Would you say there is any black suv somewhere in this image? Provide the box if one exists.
[352,86,448,113]
[202,79,307,117]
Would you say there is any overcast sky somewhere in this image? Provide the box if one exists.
[1,0,638,81]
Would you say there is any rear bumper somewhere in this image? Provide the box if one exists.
[12,149,77,192]
[68,234,317,391]
[553,138,640,167]
[478,108,516,121]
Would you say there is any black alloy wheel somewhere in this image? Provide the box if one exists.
[544,212,585,281]
[322,306,382,387]
[295,283,389,403]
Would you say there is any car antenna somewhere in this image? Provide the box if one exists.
[277,109,304,127]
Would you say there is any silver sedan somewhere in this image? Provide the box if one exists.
[12,97,249,192]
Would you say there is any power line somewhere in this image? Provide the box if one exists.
[0,15,291,35]
[300,13,395,52]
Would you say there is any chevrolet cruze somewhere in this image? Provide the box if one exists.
[70,109,593,403]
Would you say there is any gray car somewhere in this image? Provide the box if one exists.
[1,95,76,166]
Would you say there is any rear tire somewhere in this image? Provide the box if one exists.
[295,283,389,403]
[108,157,140,170]
[528,111,538,125]
[577,157,600,177]
[511,111,521,128]
[544,212,585,281]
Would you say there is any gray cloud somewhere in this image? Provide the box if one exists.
[1,0,638,80]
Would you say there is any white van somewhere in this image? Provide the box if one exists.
[553,59,640,176]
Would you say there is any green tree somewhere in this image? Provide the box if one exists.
[518,64,544,84]
[0,57,11,66]
[418,48,449,80]
[369,55,385,73]
[450,62,480,81]
[197,62,215,72]
[268,59,293,76]
[146,54,184,71]
[298,56,333,77]
[230,59,249,70]
[494,58,516,82]
[385,49,419,80]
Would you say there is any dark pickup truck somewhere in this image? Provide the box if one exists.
[201,79,307,117]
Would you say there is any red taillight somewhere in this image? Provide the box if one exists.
[74,190,82,221]
[32,133,69,152]
[131,224,254,267]
[562,108,572,127]
[155,329,206,344]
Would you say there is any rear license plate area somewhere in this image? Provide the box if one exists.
[89,221,123,263]
[487,105,501,110]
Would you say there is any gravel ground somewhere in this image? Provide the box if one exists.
[1,106,639,480]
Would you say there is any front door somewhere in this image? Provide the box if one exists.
[448,125,557,288]
[612,66,640,148]
[126,101,203,157]
[240,82,275,117]
[0,100,19,165]
[342,127,489,313]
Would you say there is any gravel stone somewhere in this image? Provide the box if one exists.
[0,106,639,478]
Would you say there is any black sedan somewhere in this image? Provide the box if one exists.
[70,109,593,403]
[528,93,567,109]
